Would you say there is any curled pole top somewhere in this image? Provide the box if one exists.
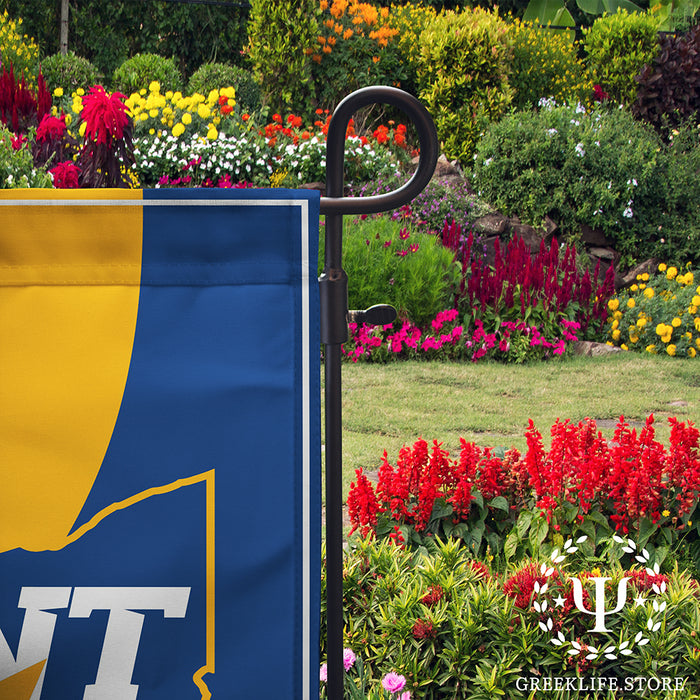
[319,86,439,216]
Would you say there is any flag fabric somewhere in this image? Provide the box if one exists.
[0,188,321,700]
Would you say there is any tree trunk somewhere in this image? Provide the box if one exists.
[60,0,69,55]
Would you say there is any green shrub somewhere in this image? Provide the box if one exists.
[0,9,39,84]
[0,124,51,187]
[388,2,437,97]
[40,51,101,94]
[309,0,409,112]
[582,9,660,105]
[111,53,182,96]
[321,537,700,699]
[471,101,663,262]
[633,23,700,133]
[186,62,261,113]
[320,216,459,328]
[246,0,317,117]
[507,19,592,109]
[416,8,513,165]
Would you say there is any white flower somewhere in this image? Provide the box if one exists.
[575,143,585,157]
[623,207,633,218]
[547,128,558,137]
[483,157,493,167]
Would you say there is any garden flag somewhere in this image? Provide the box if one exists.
[0,188,321,700]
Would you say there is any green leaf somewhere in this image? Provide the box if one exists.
[529,515,549,552]
[517,510,534,539]
[638,516,658,548]
[602,0,643,11]
[523,0,571,24]
[576,0,605,12]
[431,498,454,521]
[504,529,519,560]
[489,496,509,512]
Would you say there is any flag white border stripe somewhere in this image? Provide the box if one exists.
[0,196,314,700]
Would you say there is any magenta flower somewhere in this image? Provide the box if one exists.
[36,114,67,143]
[343,648,356,671]
[382,672,407,694]
[319,664,327,682]
[49,161,81,188]
[80,85,130,144]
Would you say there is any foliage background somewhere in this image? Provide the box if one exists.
[0,0,250,79]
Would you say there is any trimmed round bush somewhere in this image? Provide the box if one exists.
[111,53,182,96]
[186,62,261,112]
[40,51,101,93]
[582,9,660,106]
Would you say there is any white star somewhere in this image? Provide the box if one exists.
[634,595,647,607]
[554,595,566,607]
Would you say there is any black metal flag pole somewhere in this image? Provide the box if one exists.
[319,86,438,700]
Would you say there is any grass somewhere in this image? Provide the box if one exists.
[324,353,700,498]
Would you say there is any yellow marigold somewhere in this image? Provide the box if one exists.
[53,87,63,97]
[639,283,646,290]
[612,319,619,330]
[631,284,638,291]
[693,295,700,306]
[182,112,192,125]
[608,299,619,311]
[172,122,185,137]
[662,509,670,517]
[690,305,698,314]
[658,263,667,272]
[690,347,697,357]
[627,298,635,309]
[197,104,211,119]
[644,287,654,299]
[614,310,623,320]
[695,317,700,332]
[646,344,657,354]
[612,329,621,341]
[149,80,161,93]
[667,266,678,279]
[641,272,650,281]
[636,318,647,328]
[667,344,677,356]
[629,334,639,343]
[656,323,668,336]
[672,317,682,327]
[207,89,220,104]
[621,343,628,350]
[206,125,218,140]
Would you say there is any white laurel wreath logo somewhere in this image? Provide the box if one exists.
[533,535,666,660]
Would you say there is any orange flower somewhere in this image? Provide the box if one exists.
[372,55,380,63]
[327,35,337,46]
[322,45,332,53]
[312,54,322,63]
[320,0,328,9]
[330,0,348,18]
[317,35,326,44]
[242,113,250,121]
[343,28,354,39]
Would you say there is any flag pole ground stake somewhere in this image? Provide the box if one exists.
[319,86,438,700]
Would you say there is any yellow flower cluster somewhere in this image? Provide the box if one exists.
[508,19,593,109]
[0,10,40,86]
[607,263,700,358]
[389,3,437,67]
[125,82,236,141]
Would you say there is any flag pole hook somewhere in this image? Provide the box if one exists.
[319,86,438,700]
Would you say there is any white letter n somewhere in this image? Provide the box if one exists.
[0,587,72,700]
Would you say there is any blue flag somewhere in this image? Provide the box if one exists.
[0,188,321,700]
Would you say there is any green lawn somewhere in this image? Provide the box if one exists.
[324,353,700,497]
